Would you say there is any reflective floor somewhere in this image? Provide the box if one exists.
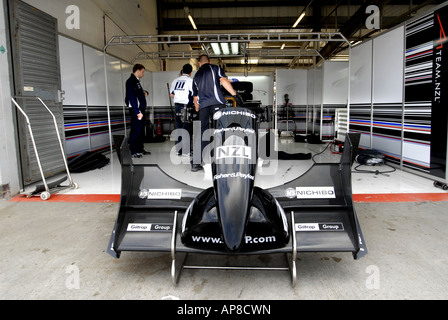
[54,136,446,198]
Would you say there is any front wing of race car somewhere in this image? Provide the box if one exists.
[107,111,367,287]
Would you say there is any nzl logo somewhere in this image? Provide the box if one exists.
[216,145,251,160]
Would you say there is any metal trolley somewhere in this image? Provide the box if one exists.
[11,97,78,200]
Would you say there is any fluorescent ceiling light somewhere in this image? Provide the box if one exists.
[292,12,306,28]
[220,43,230,55]
[188,14,197,30]
[329,55,349,61]
[211,43,221,55]
[231,43,239,55]
[241,59,258,64]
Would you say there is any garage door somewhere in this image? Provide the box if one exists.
[8,0,66,186]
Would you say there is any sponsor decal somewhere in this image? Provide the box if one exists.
[190,235,276,244]
[295,223,344,232]
[138,189,149,199]
[293,187,336,199]
[138,189,182,200]
[213,110,257,120]
[214,127,255,135]
[213,172,255,181]
[127,223,173,232]
[285,188,297,199]
[216,145,252,160]
[434,13,446,102]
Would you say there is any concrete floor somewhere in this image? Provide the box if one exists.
[1,138,448,300]
[0,200,447,300]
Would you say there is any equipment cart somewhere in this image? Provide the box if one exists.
[11,97,78,200]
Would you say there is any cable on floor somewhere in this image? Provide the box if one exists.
[352,163,397,176]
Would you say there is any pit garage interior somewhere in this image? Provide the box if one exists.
[1,0,448,300]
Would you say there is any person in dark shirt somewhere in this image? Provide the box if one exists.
[125,64,150,158]
[192,54,242,171]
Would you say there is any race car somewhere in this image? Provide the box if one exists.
[107,107,367,287]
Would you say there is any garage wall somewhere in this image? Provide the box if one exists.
[275,69,308,134]
[0,0,160,181]
[322,61,349,138]
[349,40,373,149]
[349,3,448,181]
[59,35,131,157]
[373,26,405,164]
[23,0,160,70]
[0,1,20,198]
[350,26,409,165]
[287,61,348,139]
[309,66,323,136]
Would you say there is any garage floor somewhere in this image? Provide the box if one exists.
[1,137,448,300]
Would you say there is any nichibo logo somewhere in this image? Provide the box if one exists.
[138,189,182,199]
[286,187,336,199]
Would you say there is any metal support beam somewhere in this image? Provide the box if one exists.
[104,32,350,50]
[131,48,323,63]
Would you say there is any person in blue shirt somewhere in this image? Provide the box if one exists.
[192,55,242,171]
[125,64,150,158]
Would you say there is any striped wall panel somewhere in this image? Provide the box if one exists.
[63,105,128,157]
[404,7,447,177]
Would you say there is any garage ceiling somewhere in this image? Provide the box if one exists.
[102,0,446,72]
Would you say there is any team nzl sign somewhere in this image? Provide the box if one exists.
[431,5,448,178]
[434,11,447,103]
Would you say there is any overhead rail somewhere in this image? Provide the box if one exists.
[104,32,351,49]
[131,48,323,62]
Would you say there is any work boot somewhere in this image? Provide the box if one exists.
[191,164,204,172]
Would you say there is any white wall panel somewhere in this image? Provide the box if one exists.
[313,66,323,107]
[350,41,373,104]
[403,141,431,168]
[323,61,349,105]
[152,71,182,106]
[372,135,402,159]
[83,46,107,106]
[373,26,405,104]
[58,35,86,106]
[307,68,315,107]
[276,69,307,106]
[58,35,89,157]
[106,55,125,106]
